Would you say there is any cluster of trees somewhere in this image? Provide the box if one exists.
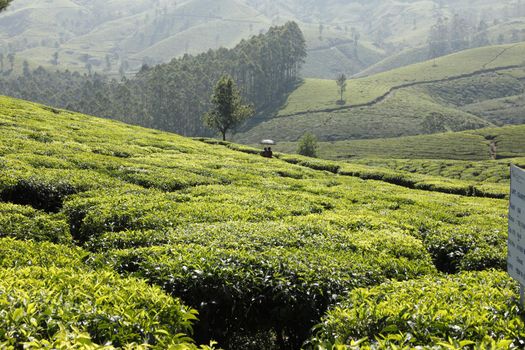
[0,22,306,137]
[428,14,504,59]
[428,15,488,58]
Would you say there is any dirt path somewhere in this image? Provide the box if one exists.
[489,140,498,160]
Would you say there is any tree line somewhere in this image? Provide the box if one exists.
[0,22,306,137]
[427,12,525,59]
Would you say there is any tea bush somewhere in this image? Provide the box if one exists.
[0,96,518,349]
[0,238,84,268]
[0,202,70,243]
[0,266,201,349]
[310,270,524,349]
[91,235,435,349]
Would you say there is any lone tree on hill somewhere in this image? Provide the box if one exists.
[204,76,254,141]
[297,132,318,157]
[336,73,347,103]
[0,0,13,12]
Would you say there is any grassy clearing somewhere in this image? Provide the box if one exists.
[0,95,519,348]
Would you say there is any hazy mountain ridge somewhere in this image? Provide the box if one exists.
[2,0,525,78]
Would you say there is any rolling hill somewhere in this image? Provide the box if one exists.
[235,42,525,144]
[2,0,525,79]
[0,95,521,348]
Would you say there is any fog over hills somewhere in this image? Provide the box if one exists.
[1,0,524,78]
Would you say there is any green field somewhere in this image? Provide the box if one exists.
[0,95,522,348]
[236,42,525,144]
[277,43,525,116]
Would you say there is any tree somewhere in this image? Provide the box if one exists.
[204,76,254,141]
[0,0,12,12]
[297,132,318,157]
[7,53,14,71]
[336,73,347,103]
[52,51,59,66]
[428,17,450,58]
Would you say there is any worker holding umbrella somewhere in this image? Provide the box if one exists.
[260,139,275,158]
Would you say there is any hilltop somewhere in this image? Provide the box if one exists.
[0,95,521,348]
[235,42,525,144]
[2,0,525,78]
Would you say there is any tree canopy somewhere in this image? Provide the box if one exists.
[0,21,306,137]
[204,76,254,141]
[0,0,12,12]
[297,132,318,157]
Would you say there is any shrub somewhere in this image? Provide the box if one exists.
[297,132,319,157]
[310,270,524,349]
[0,238,84,268]
[0,266,201,349]
[0,202,71,243]
[90,233,435,349]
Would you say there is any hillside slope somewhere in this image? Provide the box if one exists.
[236,42,525,143]
[0,95,520,348]
[276,124,525,161]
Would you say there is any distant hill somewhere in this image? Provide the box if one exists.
[2,0,525,79]
[235,42,525,144]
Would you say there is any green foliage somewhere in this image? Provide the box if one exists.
[297,132,319,157]
[0,203,71,243]
[0,0,11,12]
[0,266,200,349]
[90,231,434,348]
[0,95,516,348]
[204,76,254,141]
[0,22,306,138]
[0,238,84,269]
[349,158,525,184]
[311,271,524,349]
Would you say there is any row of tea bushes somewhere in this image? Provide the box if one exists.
[91,240,436,349]
[63,186,337,243]
[0,202,70,243]
[0,266,202,349]
[310,270,523,349]
[0,239,208,349]
[201,141,510,199]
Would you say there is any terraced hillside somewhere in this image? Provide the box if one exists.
[0,95,523,348]
[236,43,525,144]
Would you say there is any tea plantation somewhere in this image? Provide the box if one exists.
[0,96,522,349]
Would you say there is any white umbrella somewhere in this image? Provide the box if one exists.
[260,139,276,145]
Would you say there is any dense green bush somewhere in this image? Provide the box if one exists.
[310,270,524,349]
[64,187,336,243]
[0,202,71,243]
[90,233,435,349]
[0,266,201,349]
[0,238,84,268]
